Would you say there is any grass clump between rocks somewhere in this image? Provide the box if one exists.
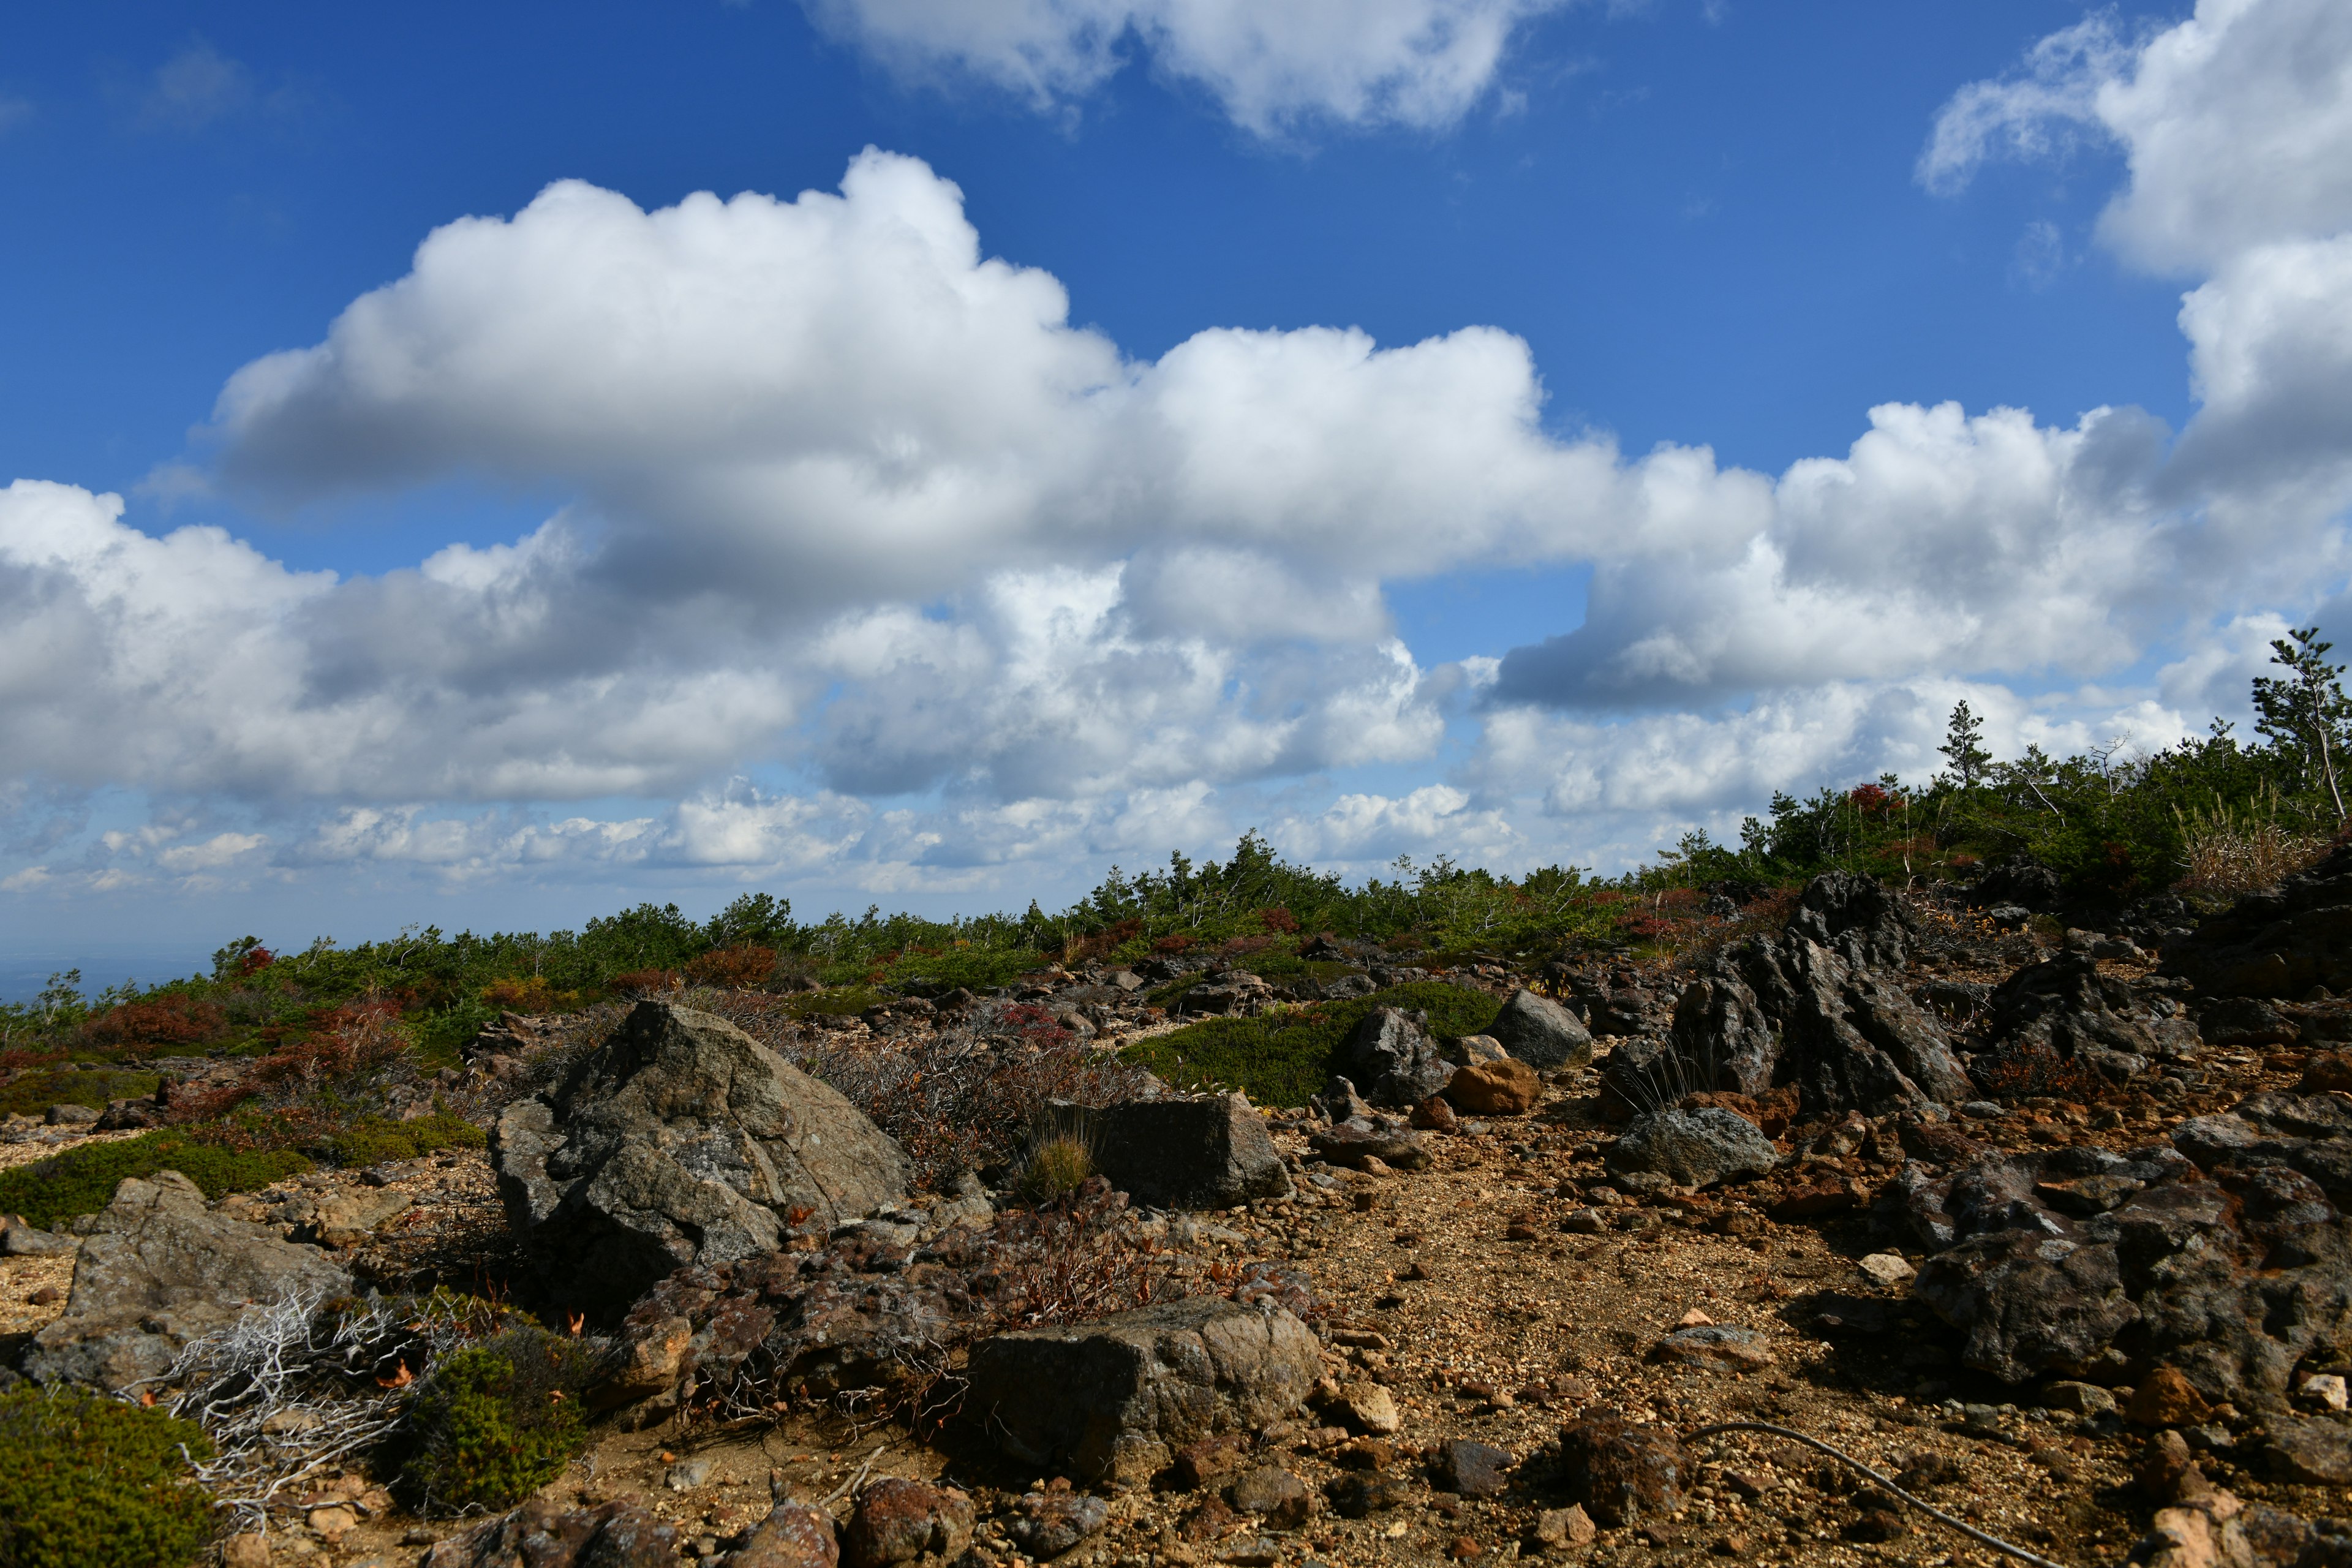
[393,1325,597,1513]
[0,1132,312,1231]
[1122,981,1502,1107]
[0,1385,218,1568]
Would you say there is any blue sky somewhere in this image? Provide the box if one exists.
[3,0,2350,989]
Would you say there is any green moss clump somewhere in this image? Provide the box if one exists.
[1121,981,1502,1107]
[396,1327,594,1512]
[0,1133,312,1231]
[317,1111,485,1168]
[0,1385,217,1568]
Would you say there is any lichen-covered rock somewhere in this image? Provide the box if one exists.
[724,1500,838,1568]
[1483,990,1593,1070]
[22,1171,351,1392]
[1606,1107,1778,1189]
[1065,1093,1291,1210]
[492,1001,911,1303]
[963,1296,1322,1483]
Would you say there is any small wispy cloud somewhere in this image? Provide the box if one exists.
[0,94,32,135]
[2010,219,2068,290]
[140,40,254,132]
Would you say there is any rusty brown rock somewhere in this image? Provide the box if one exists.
[1446,1058,1542,1115]
[2128,1368,2217,1429]
[842,1479,973,1568]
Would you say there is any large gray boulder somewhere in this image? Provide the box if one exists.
[964,1296,1322,1483]
[23,1170,352,1392]
[1340,1008,1453,1107]
[1485,989,1593,1069]
[1063,1093,1291,1210]
[493,1001,911,1305]
[1607,1107,1779,1189]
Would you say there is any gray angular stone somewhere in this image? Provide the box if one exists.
[963,1296,1322,1484]
[1606,1107,1779,1189]
[493,1000,911,1305]
[1008,1491,1112,1556]
[1485,989,1593,1069]
[1064,1093,1291,1210]
[23,1170,352,1392]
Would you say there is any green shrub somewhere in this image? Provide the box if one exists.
[0,1133,311,1231]
[396,1327,594,1512]
[0,1384,217,1568]
[316,1110,485,1168]
[1122,981,1501,1107]
[0,1068,161,1120]
[1017,1132,1096,1204]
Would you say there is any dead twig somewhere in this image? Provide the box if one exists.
[1686,1420,2070,1568]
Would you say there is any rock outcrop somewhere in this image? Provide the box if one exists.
[22,1170,352,1393]
[492,1001,912,1305]
[1904,1095,2352,1408]
[2166,843,2352,998]
[963,1296,1322,1483]
[421,1499,682,1568]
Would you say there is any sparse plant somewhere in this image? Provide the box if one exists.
[1017,1108,1098,1204]
[2175,785,2331,899]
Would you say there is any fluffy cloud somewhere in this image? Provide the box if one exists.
[799,0,1567,135]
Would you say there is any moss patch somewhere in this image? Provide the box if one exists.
[1121,981,1502,1107]
[0,1131,312,1230]
[0,1385,217,1568]
[315,1110,485,1168]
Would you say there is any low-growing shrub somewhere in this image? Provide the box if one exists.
[0,1384,217,1568]
[0,1131,312,1229]
[478,974,556,1012]
[78,993,228,1052]
[1122,981,1502,1106]
[0,1066,160,1120]
[683,946,776,989]
[317,1110,486,1168]
[394,1326,595,1512]
[608,969,677,997]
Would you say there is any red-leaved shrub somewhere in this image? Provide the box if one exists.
[81,993,229,1050]
[684,946,777,989]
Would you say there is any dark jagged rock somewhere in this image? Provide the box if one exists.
[1061,1093,1292,1210]
[1790,869,1919,970]
[1339,1008,1454,1108]
[492,1001,911,1305]
[1902,1109,2352,1408]
[1650,879,1970,1119]
[1972,854,2064,913]
[962,1295,1322,1483]
[1978,952,2179,1082]
[2166,843,2352,998]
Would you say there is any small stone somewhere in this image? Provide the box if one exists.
[1324,1474,1412,1518]
[1710,1531,1749,1556]
[1847,1506,1909,1542]
[1175,1434,1255,1490]
[1858,1253,1915,1288]
[1333,1379,1400,1434]
[2267,1415,2352,1485]
[2041,1381,2119,1416]
[2128,1368,2217,1429]
[1009,1491,1112,1556]
[221,1534,270,1568]
[1227,1466,1314,1529]
[668,1458,715,1491]
[842,1479,973,1568]
[307,1505,360,1542]
[1558,1416,1689,1526]
[1531,1506,1597,1549]
[1333,1438,1394,1470]
[1648,1325,1775,1373]
[1179,1497,1241,1540]
[2298,1373,2350,1412]
[1446,1059,1542,1116]
[1446,1536,1484,1559]
[1218,1537,1283,1567]
[1678,1308,1714,1327]
[27,1286,60,1306]
[1431,1439,1512,1498]
[1411,1095,1460,1132]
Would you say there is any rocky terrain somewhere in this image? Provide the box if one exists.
[7,848,2352,1568]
